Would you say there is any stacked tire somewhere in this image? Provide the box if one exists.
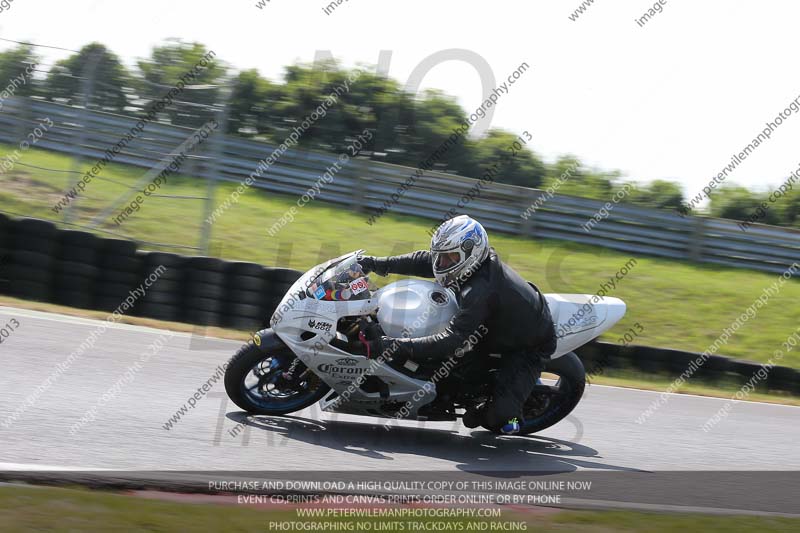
[264,267,302,317]
[0,214,306,334]
[224,262,270,331]
[0,214,11,294]
[7,218,57,302]
[95,239,143,313]
[53,230,101,309]
[183,256,226,326]
[137,252,184,322]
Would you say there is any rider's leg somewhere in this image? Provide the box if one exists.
[483,351,544,432]
[451,351,494,428]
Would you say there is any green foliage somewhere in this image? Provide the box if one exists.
[0,44,39,98]
[135,39,226,127]
[709,185,783,226]
[228,69,279,137]
[268,64,366,153]
[469,130,545,188]
[780,192,800,227]
[44,43,130,111]
[345,71,417,164]
[548,163,617,201]
[626,179,684,210]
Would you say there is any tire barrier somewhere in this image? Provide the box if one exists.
[0,214,796,396]
[0,215,303,333]
[138,252,184,322]
[576,342,800,396]
[8,217,58,302]
[96,239,143,313]
[54,230,101,309]
[0,214,9,295]
[225,261,271,331]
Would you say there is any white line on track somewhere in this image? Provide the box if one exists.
[0,306,237,342]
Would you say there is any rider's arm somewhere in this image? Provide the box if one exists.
[371,250,435,278]
[387,278,492,363]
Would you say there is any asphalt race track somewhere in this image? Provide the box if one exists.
[1,306,798,515]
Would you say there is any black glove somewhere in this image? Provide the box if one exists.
[358,255,375,274]
[358,255,389,276]
[358,332,409,364]
[359,331,386,359]
[357,255,377,275]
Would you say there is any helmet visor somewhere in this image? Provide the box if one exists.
[433,251,462,272]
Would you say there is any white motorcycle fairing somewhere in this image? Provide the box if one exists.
[269,252,625,418]
[270,254,443,417]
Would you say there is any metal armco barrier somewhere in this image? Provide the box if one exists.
[1,97,799,275]
[1,214,798,396]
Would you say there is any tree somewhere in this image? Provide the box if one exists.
[263,63,351,152]
[542,155,583,192]
[626,179,685,210]
[778,190,800,227]
[548,160,616,201]
[136,40,226,127]
[468,130,545,188]
[0,44,40,98]
[342,70,417,164]
[228,69,278,136]
[401,90,472,171]
[44,43,129,111]
[709,185,781,225]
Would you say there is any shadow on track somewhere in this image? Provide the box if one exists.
[225,411,643,475]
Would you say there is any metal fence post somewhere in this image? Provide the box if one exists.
[688,216,707,262]
[518,190,539,237]
[199,83,234,255]
[63,49,101,224]
[351,158,371,213]
[14,95,31,144]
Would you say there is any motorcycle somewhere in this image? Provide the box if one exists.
[224,251,626,435]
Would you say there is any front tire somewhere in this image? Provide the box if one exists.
[224,331,330,416]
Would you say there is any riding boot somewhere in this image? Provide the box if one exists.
[462,405,486,429]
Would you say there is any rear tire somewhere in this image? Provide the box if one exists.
[484,351,585,435]
[224,331,329,416]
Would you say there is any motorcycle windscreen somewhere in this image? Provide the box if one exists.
[306,258,371,302]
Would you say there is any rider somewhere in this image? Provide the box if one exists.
[358,215,557,435]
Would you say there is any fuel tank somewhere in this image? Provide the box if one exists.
[375,279,458,338]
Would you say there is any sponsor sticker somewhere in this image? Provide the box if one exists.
[317,362,367,378]
[308,319,333,333]
[349,277,369,295]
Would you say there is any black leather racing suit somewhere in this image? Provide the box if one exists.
[371,248,557,429]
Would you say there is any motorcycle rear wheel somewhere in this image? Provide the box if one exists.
[224,331,330,415]
[483,351,585,435]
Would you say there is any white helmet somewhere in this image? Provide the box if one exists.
[430,215,489,288]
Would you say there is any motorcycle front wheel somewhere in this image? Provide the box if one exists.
[224,331,330,415]
[483,351,585,435]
